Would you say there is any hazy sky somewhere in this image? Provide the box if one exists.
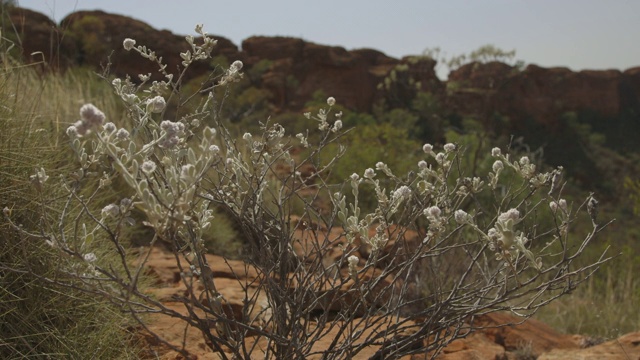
[16,0,640,77]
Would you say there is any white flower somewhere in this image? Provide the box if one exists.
[492,208,521,249]
[558,199,568,211]
[444,143,456,152]
[80,103,106,127]
[492,160,504,172]
[347,254,359,279]
[435,152,445,164]
[148,96,166,113]
[123,38,136,51]
[30,168,49,186]
[491,147,501,157]
[159,120,184,148]
[549,201,558,212]
[418,160,428,170]
[422,143,433,153]
[393,185,412,199]
[347,255,359,267]
[159,136,179,149]
[375,162,385,170]
[209,145,220,154]
[123,94,138,104]
[120,198,132,208]
[498,208,520,223]
[243,132,252,141]
[160,120,184,135]
[66,125,78,138]
[220,60,244,84]
[454,209,471,225]
[116,128,130,140]
[327,97,336,106]
[424,206,441,219]
[83,253,97,263]
[363,168,375,179]
[101,204,120,218]
[230,60,243,71]
[332,119,342,132]
[350,173,360,182]
[141,160,156,175]
[519,156,530,166]
[103,122,116,134]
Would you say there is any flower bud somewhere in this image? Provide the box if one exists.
[123,38,136,51]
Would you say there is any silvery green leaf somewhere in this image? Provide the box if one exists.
[131,159,139,178]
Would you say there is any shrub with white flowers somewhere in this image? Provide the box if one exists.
[4,24,612,360]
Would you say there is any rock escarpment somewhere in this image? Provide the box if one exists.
[7,6,639,127]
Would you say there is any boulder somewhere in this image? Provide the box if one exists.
[539,331,640,360]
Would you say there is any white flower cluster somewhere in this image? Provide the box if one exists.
[347,255,359,280]
[220,60,244,85]
[392,185,412,201]
[29,167,49,191]
[101,121,130,142]
[550,199,568,213]
[115,128,130,141]
[420,142,456,172]
[490,208,521,248]
[147,96,166,113]
[363,168,375,179]
[159,120,185,149]
[489,147,554,188]
[304,97,343,132]
[101,203,120,218]
[423,205,446,242]
[454,209,473,225]
[123,38,136,51]
[141,160,157,175]
[67,104,106,137]
[83,252,98,263]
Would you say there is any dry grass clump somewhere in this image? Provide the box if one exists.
[0,49,142,358]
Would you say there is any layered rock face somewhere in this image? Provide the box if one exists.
[446,61,640,131]
[7,6,639,128]
[241,36,407,112]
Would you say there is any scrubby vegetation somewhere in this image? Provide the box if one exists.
[1,7,639,358]
[0,41,142,358]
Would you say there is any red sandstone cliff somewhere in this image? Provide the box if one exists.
[4,6,640,138]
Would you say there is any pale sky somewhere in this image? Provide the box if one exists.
[16,0,640,77]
